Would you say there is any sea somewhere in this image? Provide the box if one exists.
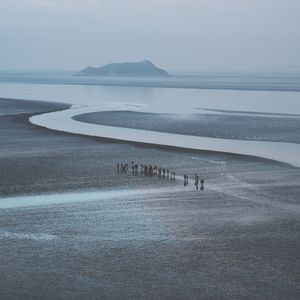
[1,71,300,167]
[0,71,299,112]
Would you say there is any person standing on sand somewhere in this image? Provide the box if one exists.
[200,178,204,191]
[195,175,199,190]
[184,174,188,186]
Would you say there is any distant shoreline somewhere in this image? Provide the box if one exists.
[1,74,300,92]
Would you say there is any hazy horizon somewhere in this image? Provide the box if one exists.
[1,0,300,72]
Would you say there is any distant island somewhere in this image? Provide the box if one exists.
[76,60,169,77]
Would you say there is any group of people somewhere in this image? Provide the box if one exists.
[140,164,176,180]
[117,163,130,173]
[184,174,204,190]
[117,162,176,180]
[117,161,204,191]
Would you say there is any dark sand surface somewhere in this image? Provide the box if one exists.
[0,98,300,299]
[0,98,70,115]
[74,110,300,143]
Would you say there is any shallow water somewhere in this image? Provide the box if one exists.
[1,75,300,167]
[0,80,300,114]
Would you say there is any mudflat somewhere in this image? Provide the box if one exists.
[0,98,300,299]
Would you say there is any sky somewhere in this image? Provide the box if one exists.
[0,0,300,72]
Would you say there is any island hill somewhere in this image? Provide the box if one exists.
[76,60,169,77]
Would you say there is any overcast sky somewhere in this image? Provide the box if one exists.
[0,0,300,72]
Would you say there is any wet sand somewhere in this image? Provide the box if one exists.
[0,98,300,299]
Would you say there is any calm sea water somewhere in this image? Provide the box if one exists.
[1,70,300,91]
[0,71,300,115]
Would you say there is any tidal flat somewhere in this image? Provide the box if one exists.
[0,98,300,299]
